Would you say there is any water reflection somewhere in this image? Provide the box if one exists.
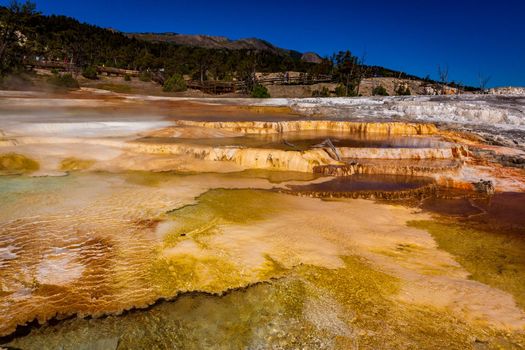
[137,130,447,151]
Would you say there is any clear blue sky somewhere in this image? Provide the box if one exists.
[9,0,525,87]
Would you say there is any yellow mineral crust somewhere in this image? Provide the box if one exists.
[173,120,439,135]
[128,142,340,172]
[338,147,456,159]
[1,174,524,337]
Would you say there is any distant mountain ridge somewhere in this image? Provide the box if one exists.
[127,32,298,57]
[301,52,323,64]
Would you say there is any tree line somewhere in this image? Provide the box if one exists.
[0,2,319,80]
[0,1,478,95]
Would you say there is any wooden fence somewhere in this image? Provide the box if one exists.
[256,74,333,85]
[187,74,334,94]
[96,66,139,77]
[26,61,335,94]
[27,61,140,77]
[27,61,75,71]
[186,80,247,94]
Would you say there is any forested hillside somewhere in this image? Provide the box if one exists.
[0,1,470,95]
[0,2,318,80]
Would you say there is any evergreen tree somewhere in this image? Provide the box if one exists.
[372,85,388,96]
[0,1,37,75]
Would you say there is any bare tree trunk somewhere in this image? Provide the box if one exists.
[478,72,491,93]
[438,64,449,95]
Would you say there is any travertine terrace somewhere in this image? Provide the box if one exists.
[1,91,525,349]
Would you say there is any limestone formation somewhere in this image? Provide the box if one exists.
[174,120,439,135]
[488,87,525,95]
[128,142,340,173]
[1,92,525,348]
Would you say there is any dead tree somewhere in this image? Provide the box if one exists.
[478,72,491,94]
[455,82,462,95]
[355,50,369,96]
[437,64,449,94]
[314,138,342,161]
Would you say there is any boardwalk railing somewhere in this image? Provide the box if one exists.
[26,61,334,94]
[186,80,247,94]
[26,61,75,71]
[256,74,333,85]
[187,74,334,94]
[26,61,140,77]
[96,66,139,77]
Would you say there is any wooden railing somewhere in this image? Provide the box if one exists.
[26,61,140,77]
[186,80,247,94]
[26,60,335,94]
[96,66,139,77]
[256,74,333,85]
[187,74,334,94]
[26,60,74,71]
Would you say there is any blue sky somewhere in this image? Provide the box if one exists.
[8,0,525,87]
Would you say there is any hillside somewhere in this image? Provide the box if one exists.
[0,6,314,78]
[0,3,474,96]
[127,33,295,57]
